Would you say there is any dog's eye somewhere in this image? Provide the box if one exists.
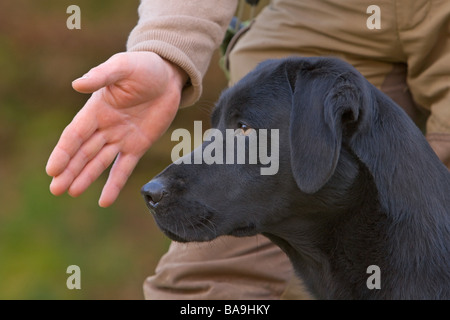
[236,122,254,136]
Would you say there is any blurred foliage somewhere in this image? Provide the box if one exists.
[0,0,227,299]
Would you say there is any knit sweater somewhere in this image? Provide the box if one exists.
[126,0,238,107]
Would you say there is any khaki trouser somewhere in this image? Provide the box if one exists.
[144,0,450,299]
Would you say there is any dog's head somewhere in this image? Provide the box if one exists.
[140,57,407,243]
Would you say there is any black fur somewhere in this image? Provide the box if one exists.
[141,57,450,299]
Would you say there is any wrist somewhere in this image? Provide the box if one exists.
[164,59,189,93]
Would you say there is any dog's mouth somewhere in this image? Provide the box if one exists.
[150,205,219,242]
[227,223,257,237]
[149,203,259,242]
[158,221,258,243]
[160,228,191,243]
[156,218,218,243]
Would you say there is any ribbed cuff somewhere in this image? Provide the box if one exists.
[127,40,202,108]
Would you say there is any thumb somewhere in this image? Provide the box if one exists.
[72,53,132,94]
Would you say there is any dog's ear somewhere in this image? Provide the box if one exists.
[287,60,365,193]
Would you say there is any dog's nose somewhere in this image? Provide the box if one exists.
[141,179,167,208]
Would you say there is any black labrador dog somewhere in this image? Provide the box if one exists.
[141,57,450,299]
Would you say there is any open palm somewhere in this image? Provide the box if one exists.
[46,52,186,207]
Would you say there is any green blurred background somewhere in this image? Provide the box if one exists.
[0,0,229,299]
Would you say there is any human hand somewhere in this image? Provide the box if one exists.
[46,52,187,207]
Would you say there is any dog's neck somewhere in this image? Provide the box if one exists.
[264,145,450,299]
[264,157,386,299]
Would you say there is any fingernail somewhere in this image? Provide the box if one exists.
[73,73,90,82]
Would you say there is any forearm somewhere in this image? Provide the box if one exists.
[127,0,238,107]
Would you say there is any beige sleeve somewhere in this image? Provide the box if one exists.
[126,0,238,107]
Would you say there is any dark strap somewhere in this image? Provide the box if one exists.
[245,0,260,6]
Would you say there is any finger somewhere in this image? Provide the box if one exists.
[98,153,140,208]
[68,144,119,198]
[46,102,99,177]
[49,133,107,195]
[72,53,132,94]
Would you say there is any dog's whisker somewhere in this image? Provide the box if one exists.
[204,216,218,235]
[198,218,217,238]
[187,218,200,241]
[208,219,218,239]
